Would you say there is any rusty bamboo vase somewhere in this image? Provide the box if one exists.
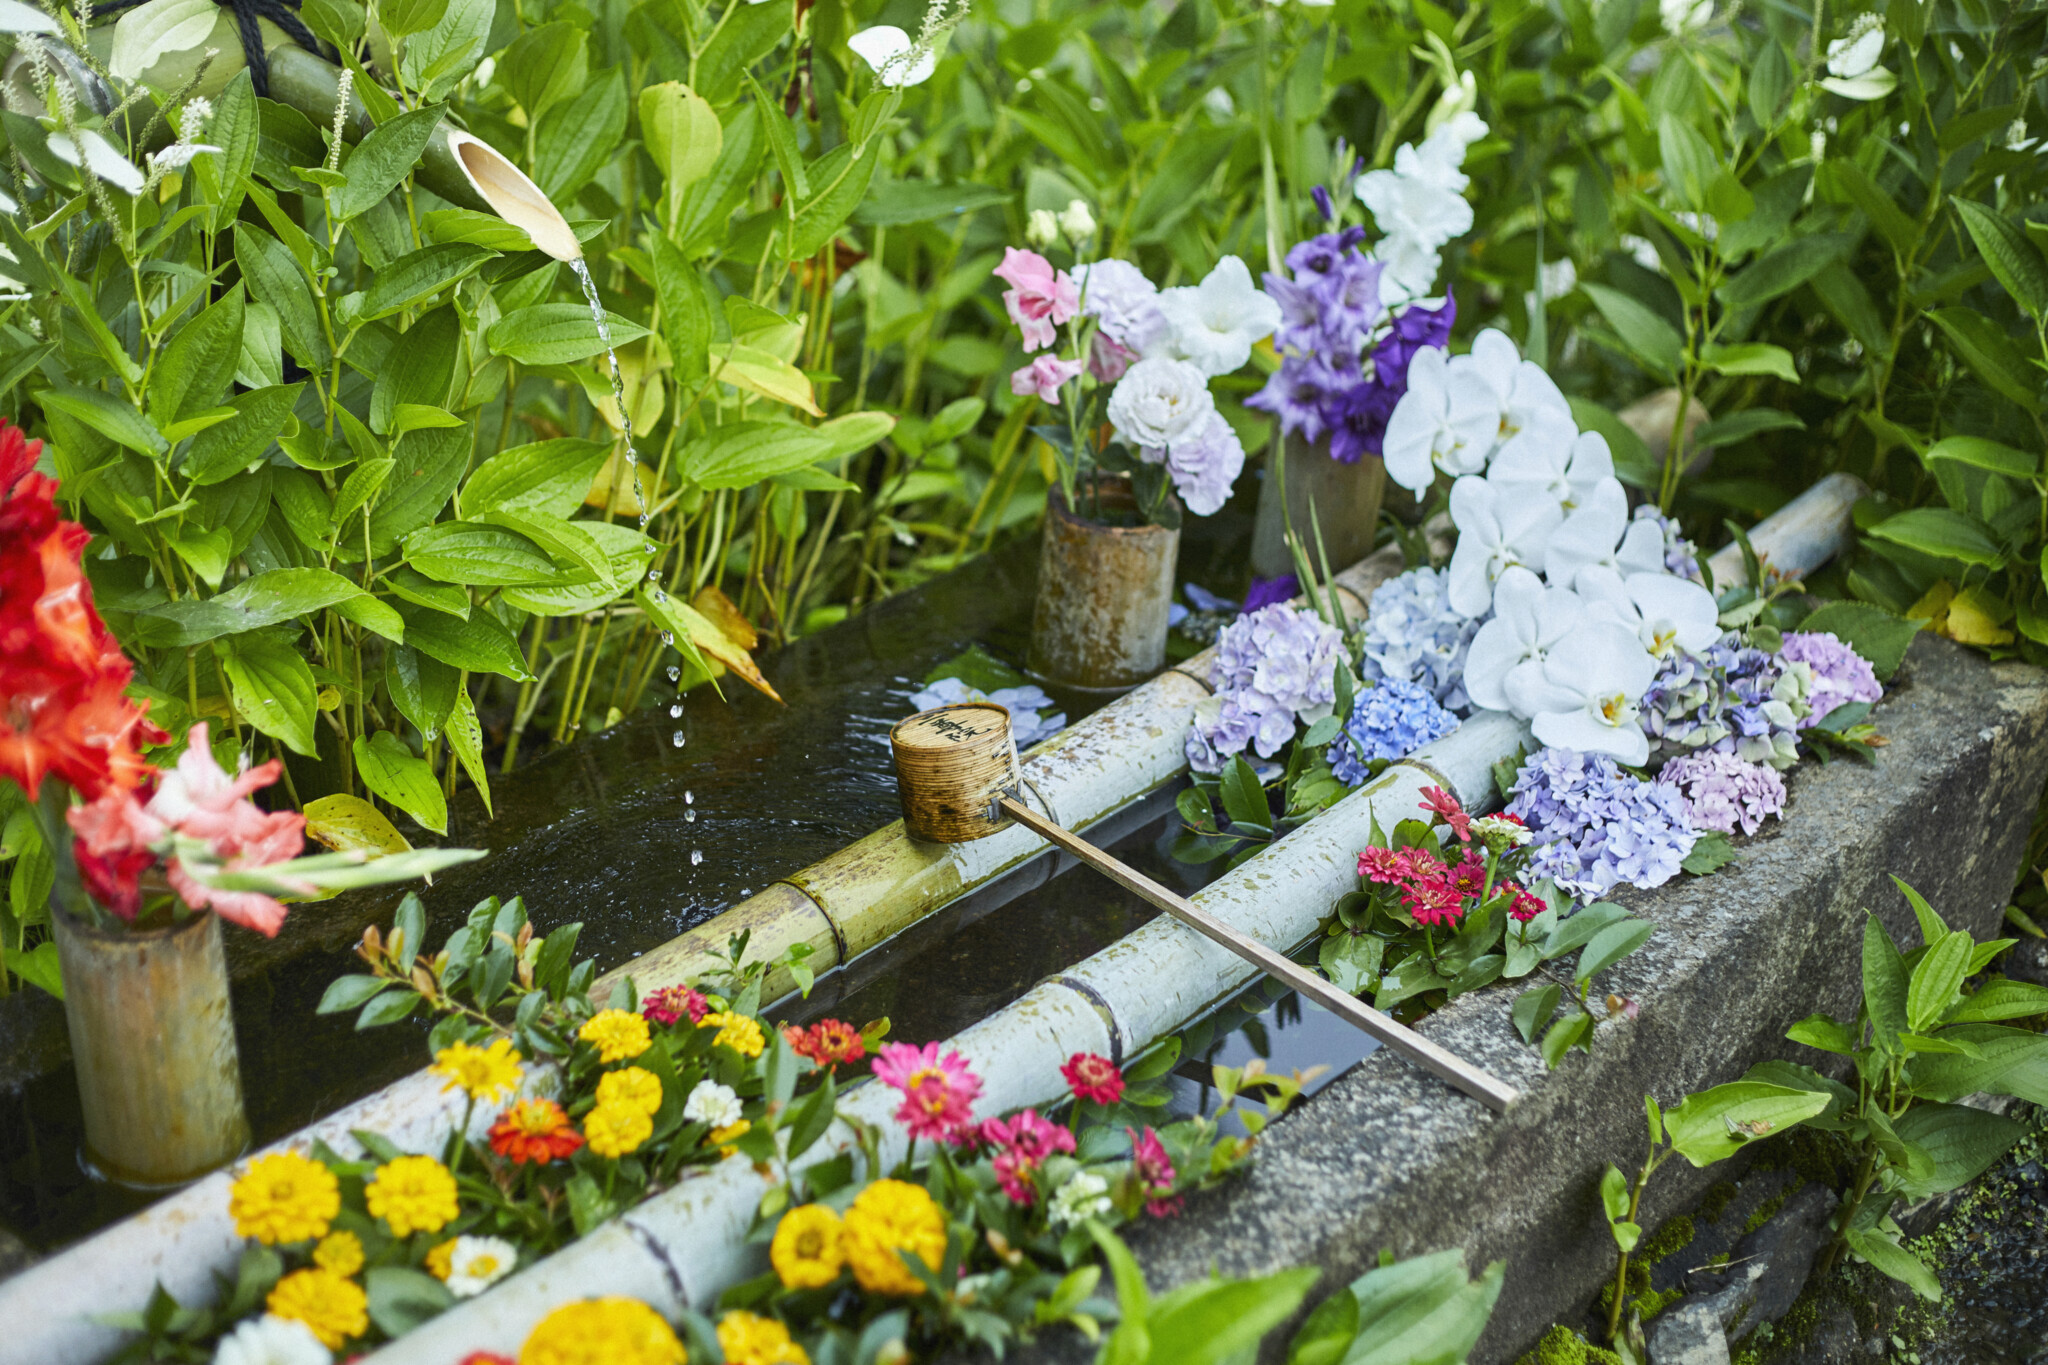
[1248,431,1386,581]
[51,903,251,1187]
[1027,475,1179,693]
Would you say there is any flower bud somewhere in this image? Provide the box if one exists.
[1424,69,1478,135]
[1057,198,1095,241]
[1025,208,1060,249]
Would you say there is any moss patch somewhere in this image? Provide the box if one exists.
[1698,1181,1738,1225]
[1639,1214,1696,1266]
[1515,1325,1623,1365]
[1744,1186,1793,1236]
[1752,1127,1853,1189]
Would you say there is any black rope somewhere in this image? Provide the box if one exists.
[91,0,330,97]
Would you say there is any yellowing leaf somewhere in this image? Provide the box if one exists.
[711,343,823,416]
[585,450,664,515]
[302,794,413,857]
[637,588,783,704]
[691,583,759,651]
[1946,585,2015,647]
[1908,579,1955,633]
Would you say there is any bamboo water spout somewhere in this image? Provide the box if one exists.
[444,131,584,262]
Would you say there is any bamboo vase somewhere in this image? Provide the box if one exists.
[1248,431,1387,582]
[1027,476,1179,692]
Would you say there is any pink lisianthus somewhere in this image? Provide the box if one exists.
[1127,1126,1181,1217]
[1089,333,1139,382]
[993,248,1079,352]
[1060,1051,1124,1106]
[873,1040,984,1143]
[1010,355,1085,404]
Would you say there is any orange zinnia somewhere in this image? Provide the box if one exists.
[488,1098,585,1165]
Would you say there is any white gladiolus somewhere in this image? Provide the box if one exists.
[1153,256,1281,376]
[1445,476,1564,619]
[1106,357,1216,449]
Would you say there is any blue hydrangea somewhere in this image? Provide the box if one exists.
[1505,747,1697,900]
[1328,679,1459,786]
[1357,566,1481,712]
[1640,631,1807,769]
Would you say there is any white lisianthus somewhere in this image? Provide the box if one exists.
[445,1236,520,1298]
[1525,619,1662,765]
[1025,208,1060,249]
[1445,476,1564,619]
[1107,357,1215,449]
[847,26,937,87]
[1153,256,1282,376]
[1382,347,1502,492]
[1541,478,1666,587]
[1462,566,1586,715]
[1075,259,1171,354]
[213,1316,332,1365]
[1058,198,1096,241]
[683,1079,743,1129]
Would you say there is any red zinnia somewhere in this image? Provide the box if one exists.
[488,1098,585,1164]
[1061,1051,1124,1106]
[1505,882,1547,923]
[643,985,708,1026]
[1357,846,1405,883]
[1419,786,1471,842]
[1127,1126,1181,1217]
[458,1355,516,1365]
[1448,851,1488,898]
[797,1017,865,1068]
[1401,875,1466,928]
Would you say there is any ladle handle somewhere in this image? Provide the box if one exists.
[995,796,1520,1114]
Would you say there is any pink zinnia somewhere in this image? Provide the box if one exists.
[1504,882,1546,923]
[1357,846,1405,883]
[1401,874,1465,928]
[873,1040,983,1143]
[1448,850,1487,898]
[1061,1051,1124,1106]
[981,1108,1075,1204]
[643,985,708,1026]
[1010,354,1085,404]
[1420,786,1471,842]
[1127,1126,1181,1218]
[993,247,1079,352]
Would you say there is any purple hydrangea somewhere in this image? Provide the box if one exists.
[1328,679,1459,785]
[1357,566,1482,712]
[1640,632,1808,769]
[1656,750,1787,837]
[1631,504,1701,582]
[1186,693,1290,773]
[1777,631,1881,728]
[1186,604,1345,772]
[1506,748,1698,900]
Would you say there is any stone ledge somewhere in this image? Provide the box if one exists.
[1003,633,2048,1365]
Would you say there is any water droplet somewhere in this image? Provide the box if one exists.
[660,630,674,646]
[647,569,660,582]
[683,790,694,805]
[667,665,681,682]
[671,730,686,747]
[650,588,666,603]
[690,849,704,866]
[684,809,696,823]
[669,703,683,718]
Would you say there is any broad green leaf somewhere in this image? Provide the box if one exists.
[477,510,612,583]
[1700,342,1798,382]
[1344,1249,1504,1365]
[1681,831,1737,875]
[1908,1024,2048,1105]
[498,20,588,123]
[532,69,627,200]
[419,208,533,252]
[399,0,491,97]
[460,438,613,519]
[710,343,824,415]
[1539,1010,1592,1067]
[1787,1013,1856,1055]
[1145,1268,1321,1365]
[318,973,391,1013]
[1945,978,2048,1024]
[502,523,651,616]
[138,567,391,647]
[183,383,304,485]
[353,731,448,834]
[331,106,447,222]
[404,521,562,585]
[364,1265,454,1337]
[787,142,879,262]
[1842,1228,1940,1302]
[1924,435,2035,480]
[378,0,447,37]
[368,425,472,553]
[1657,112,1719,211]
[1953,199,2048,321]
[1865,508,2005,569]
[487,303,651,365]
[1889,1102,2027,1200]
[1577,918,1654,985]
[637,588,781,701]
[1219,756,1269,831]
[385,643,460,740]
[1599,1165,1630,1222]
[1541,901,1631,959]
[446,687,491,816]
[1926,308,2040,408]
[360,243,495,319]
[1130,124,1238,242]
[1287,1285,1358,1365]
[222,631,320,756]
[397,602,533,680]
[234,223,328,369]
[303,793,412,857]
[1820,159,1917,255]
[1512,984,1561,1044]
[1580,283,1681,379]
[640,82,722,225]
[692,0,787,104]
[1717,235,1850,310]
[1906,930,1974,1033]
[683,421,841,489]
[110,0,220,83]
[853,179,1013,228]
[1659,1081,1832,1166]
[1864,915,1910,1051]
[39,384,167,457]
[653,235,713,386]
[150,288,245,428]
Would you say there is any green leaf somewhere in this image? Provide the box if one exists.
[1795,601,1919,682]
[787,143,880,262]
[353,731,448,834]
[1657,112,1719,210]
[1889,1102,2027,1200]
[1577,919,1655,985]
[365,1265,455,1336]
[368,426,472,553]
[221,631,320,756]
[1343,1248,1504,1365]
[1717,235,1850,310]
[379,0,447,37]
[138,566,393,647]
[39,383,167,457]
[1693,408,1806,449]
[486,303,651,365]
[1287,1286,1358,1365]
[498,21,588,124]
[532,69,627,200]
[1540,1011,1591,1068]
[1865,508,2005,569]
[1822,159,1918,254]
[332,106,446,222]
[1659,1081,1832,1167]
[1908,1024,2048,1105]
[653,236,713,387]
[1864,916,1911,1052]
[1700,342,1798,382]
[397,601,533,680]
[1682,831,1738,875]
[109,0,220,82]
[1906,930,1974,1033]
[150,288,245,428]
[183,383,305,486]
[1787,1012,1857,1055]
[1512,984,1561,1044]
[404,521,561,585]
[1952,199,2048,321]
[445,687,491,818]
[1926,308,2040,408]
[1924,435,2036,480]
[1843,1228,1941,1302]
[1945,978,2048,1024]
[318,974,392,1013]
[460,438,612,518]
[9,940,63,998]
[234,223,328,369]
[1145,1268,1322,1365]
[1580,282,1682,379]
[692,0,788,103]
[1130,124,1239,242]
[385,645,459,741]
[360,243,495,320]
[1219,756,1269,831]
[640,81,722,225]
[682,421,841,490]
[854,179,1013,228]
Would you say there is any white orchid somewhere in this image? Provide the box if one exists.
[1462,566,1586,714]
[1573,564,1721,660]
[1153,256,1281,376]
[1541,477,1666,586]
[1525,618,1662,765]
[847,26,937,87]
[1445,475,1564,618]
[1455,328,1575,460]
[1488,429,1615,513]
[1383,347,1502,492]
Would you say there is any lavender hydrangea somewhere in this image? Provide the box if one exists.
[1656,750,1786,837]
[1639,632,1808,769]
[908,676,1066,748]
[1185,604,1345,772]
[1777,631,1881,728]
[1357,566,1482,712]
[1327,679,1459,785]
[1630,504,1700,581]
[1506,748,1698,900]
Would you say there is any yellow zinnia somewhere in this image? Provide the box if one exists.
[578,1010,652,1063]
[365,1154,460,1237]
[698,1011,765,1058]
[312,1230,364,1277]
[583,1101,654,1159]
[842,1180,947,1297]
[229,1151,340,1246]
[519,1297,687,1365]
[717,1310,809,1365]
[431,1036,525,1102]
[425,1238,458,1280]
[708,1119,751,1147]
[595,1066,663,1116]
[266,1268,368,1349]
[770,1204,845,1290]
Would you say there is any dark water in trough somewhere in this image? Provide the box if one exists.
[0,492,1379,1258]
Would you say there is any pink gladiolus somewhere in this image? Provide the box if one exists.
[873,1040,984,1143]
[993,248,1079,352]
[158,723,306,936]
[1010,355,1084,404]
